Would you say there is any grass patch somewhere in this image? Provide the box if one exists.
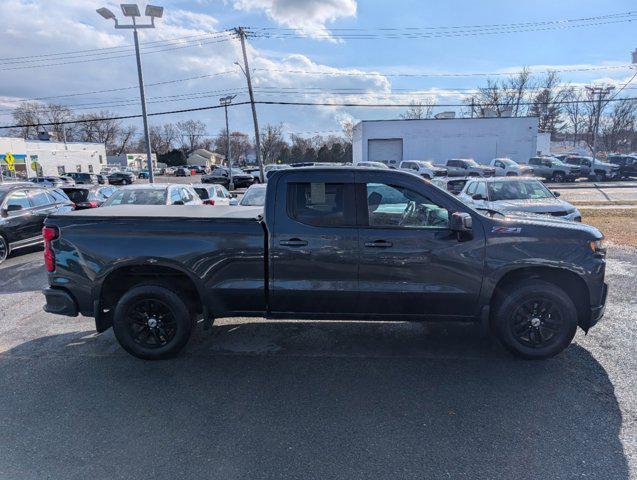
[571,200,637,207]
[580,208,637,247]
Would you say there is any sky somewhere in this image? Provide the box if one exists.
[0,0,636,141]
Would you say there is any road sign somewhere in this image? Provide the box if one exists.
[7,164,15,172]
[4,152,15,167]
[31,161,40,172]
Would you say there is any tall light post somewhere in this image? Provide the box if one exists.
[97,3,163,183]
[585,85,614,170]
[220,95,237,191]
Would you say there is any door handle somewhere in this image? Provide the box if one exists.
[365,240,393,248]
[279,238,308,247]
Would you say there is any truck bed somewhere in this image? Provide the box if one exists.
[52,205,263,221]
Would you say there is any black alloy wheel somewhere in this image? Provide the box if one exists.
[125,299,177,349]
[509,298,563,349]
[0,235,8,264]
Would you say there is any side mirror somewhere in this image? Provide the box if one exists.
[553,191,561,197]
[450,212,472,232]
[472,194,485,201]
[231,193,237,198]
[173,200,184,205]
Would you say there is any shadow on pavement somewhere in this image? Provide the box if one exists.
[0,246,46,294]
[0,321,629,480]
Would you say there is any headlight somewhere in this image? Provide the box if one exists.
[589,239,607,255]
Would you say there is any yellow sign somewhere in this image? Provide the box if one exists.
[7,164,15,171]
[4,152,15,166]
[31,161,40,172]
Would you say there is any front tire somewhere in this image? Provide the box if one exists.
[492,280,578,360]
[552,172,565,183]
[112,285,195,360]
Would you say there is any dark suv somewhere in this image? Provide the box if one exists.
[606,154,637,179]
[66,172,99,185]
[62,185,117,209]
[0,183,73,264]
[107,172,135,185]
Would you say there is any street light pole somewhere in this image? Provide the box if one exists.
[97,3,164,183]
[585,85,614,171]
[220,95,237,191]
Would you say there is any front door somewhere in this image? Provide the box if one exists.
[355,171,485,318]
[269,171,359,315]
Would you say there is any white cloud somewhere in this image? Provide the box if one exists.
[232,0,356,38]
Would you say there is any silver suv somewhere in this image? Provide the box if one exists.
[562,156,619,181]
[525,157,581,183]
[399,160,447,179]
[435,158,495,177]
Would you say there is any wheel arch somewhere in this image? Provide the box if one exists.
[94,261,207,332]
[488,266,590,329]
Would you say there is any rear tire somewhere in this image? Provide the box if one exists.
[112,284,195,360]
[0,234,8,265]
[552,172,565,183]
[492,280,578,360]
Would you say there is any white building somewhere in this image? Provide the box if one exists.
[353,117,540,166]
[107,152,158,170]
[0,137,106,178]
[186,149,225,167]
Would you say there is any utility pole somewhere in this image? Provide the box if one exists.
[585,85,614,171]
[220,95,237,190]
[234,27,264,183]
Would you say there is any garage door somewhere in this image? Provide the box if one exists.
[368,139,403,166]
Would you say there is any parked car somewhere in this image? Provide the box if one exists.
[202,166,254,188]
[43,167,607,360]
[107,172,135,185]
[189,165,207,175]
[138,170,150,179]
[606,154,637,179]
[238,183,267,206]
[458,177,581,222]
[66,172,100,185]
[356,161,390,169]
[28,176,74,188]
[430,177,470,195]
[399,160,447,179]
[435,159,495,177]
[489,158,534,177]
[525,157,581,183]
[0,184,73,264]
[246,164,292,183]
[561,156,619,181]
[103,184,203,206]
[62,185,117,209]
[191,184,238,206]
[163,167,176,176]
[174,167,192,177]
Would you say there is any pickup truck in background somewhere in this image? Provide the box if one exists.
[489,158,534,177]
[561,156,619,181]
[525,157,581,182]
[42,167,607,360]
[435,159,496,177]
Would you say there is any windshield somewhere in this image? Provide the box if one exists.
[104,188,167,206]
[239,186,266,206]
[497,158,516,166]
[488,180,554,201]
[62,188,89,202]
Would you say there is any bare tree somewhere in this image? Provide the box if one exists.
[177,120,206,151]
[563,88,587,147]
[400,98,436,119]
[582,87,614,154]
[74,111,121,153]
[114,125,138,155]
[44,104,74,142]
[340,118,355,142]
[11,101,46,139]
[601,98,637,152]
[260,124,286,164]
[471,69,533,117]
[149,123,179,155]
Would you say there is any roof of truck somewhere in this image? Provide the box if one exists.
[55,205,263,220]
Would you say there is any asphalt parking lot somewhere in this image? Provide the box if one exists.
[0,244,635,480]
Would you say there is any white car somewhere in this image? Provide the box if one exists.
[399,160,448,180]
[245,164,291,183]
[191,184,238,206]
[490,158,534,177]
[356,161,389,169]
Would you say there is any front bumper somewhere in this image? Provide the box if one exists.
[43,287,78,317]
[588,282,608,329]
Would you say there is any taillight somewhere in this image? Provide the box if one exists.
[42,226,59,272]
[77,201,99,208]
[203,199,215,205]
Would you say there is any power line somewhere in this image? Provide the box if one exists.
[253,64,633,78]
[3,96,637,130]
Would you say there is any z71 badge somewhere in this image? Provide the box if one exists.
[492,226,522,234]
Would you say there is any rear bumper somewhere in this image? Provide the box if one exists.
[43,287,78,317]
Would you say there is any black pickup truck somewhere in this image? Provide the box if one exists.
[42,167,607,360]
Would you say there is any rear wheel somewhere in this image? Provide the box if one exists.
[552,172,565,183]
[492,280,578,359]
[112,285,195,360]
[0,234,8,264]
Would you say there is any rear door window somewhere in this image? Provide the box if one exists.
[287,182,354,227]
[29,189,52,207]
[5,190,31,210]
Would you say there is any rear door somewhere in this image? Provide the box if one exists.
[2,189,35,243]
[27,188,58,237]
[269,171,359,315]
[355,170,485,318]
